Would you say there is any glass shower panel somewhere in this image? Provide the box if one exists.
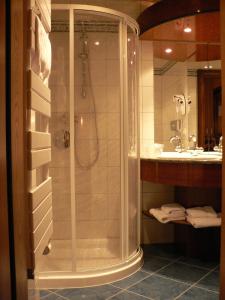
[39,10,73,272]
[127,26,139,256]
[73,11,122,272]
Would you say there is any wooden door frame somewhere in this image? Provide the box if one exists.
[2,0,225,299]
[220,0,225,298]
[0,1,12,299]
[9,0,28,299]
[0,0,28,299]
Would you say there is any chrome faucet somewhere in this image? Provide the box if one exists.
[214,136,223,153]
[169,135,184,152]
[188,134,197,150]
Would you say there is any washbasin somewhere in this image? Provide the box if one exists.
[158,151,222,161]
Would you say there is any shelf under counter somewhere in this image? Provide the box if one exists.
[141,157,222,188]
[143,210,221,228]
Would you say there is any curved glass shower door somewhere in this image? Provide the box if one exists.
[38,5,141,287]
[73,11,122,271]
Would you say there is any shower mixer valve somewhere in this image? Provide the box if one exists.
[64,130,70,148]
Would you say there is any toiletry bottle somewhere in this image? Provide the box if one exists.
[210,128,216,151]
[204,128,210,151]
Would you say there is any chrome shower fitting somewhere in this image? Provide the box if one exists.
[79,23,89,99]
[54,129,70,149]
[188,134,197,150]
[169,135,185,152]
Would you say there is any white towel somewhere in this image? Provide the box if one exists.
[187,216,221,228]
[149,208,186,224]
[161,203,185,214]
[35,15,52,84]
[169,211,186,218]
[186,206,217,218]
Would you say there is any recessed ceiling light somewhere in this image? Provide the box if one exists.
[165,48,172,54]
[184,26,192,33]
[94,41,100,46]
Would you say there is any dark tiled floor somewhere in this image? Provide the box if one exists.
[30,244,219,300]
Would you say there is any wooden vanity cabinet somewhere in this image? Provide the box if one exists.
[141,159,222,188]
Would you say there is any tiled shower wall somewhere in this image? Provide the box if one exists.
[74,31,121,241]
[50,31,71,240]
[50,30,121,241]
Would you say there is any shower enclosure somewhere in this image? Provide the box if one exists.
[37,4,142,287]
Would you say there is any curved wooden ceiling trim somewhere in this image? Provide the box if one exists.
[137,0,220,35]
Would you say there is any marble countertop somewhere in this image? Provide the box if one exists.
[141,153,222,165]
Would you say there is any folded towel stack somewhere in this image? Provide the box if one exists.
[149,203,186,224]
[149,203,221,228]
[186,206,221,228]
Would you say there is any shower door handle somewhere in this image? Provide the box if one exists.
[64,130,70,148]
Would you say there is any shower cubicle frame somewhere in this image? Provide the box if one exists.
[38,4,142,288]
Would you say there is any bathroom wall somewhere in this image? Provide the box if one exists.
[139,41,154,154]
[139,41,175,244]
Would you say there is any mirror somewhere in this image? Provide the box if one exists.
[147,12,221,151]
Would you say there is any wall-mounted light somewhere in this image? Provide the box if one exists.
[165,48,172,54]
[94,41,100,46]
[128,38,131,42]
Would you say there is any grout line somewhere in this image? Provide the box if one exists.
[153,273,191,286]
[37,257,220,300]
[47,290,70,300]
[106,289,126,300]
[121,289,155,300]
[110,272,151,290]
[195,285,219,294]
[36,290,54,300]
[175,257,218,271]
[174,265,219,299]
[141,256,182,276]
[143,253,178,262]
[145,254,218,271]
[108,256,183,300]
[106,288,154,300]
